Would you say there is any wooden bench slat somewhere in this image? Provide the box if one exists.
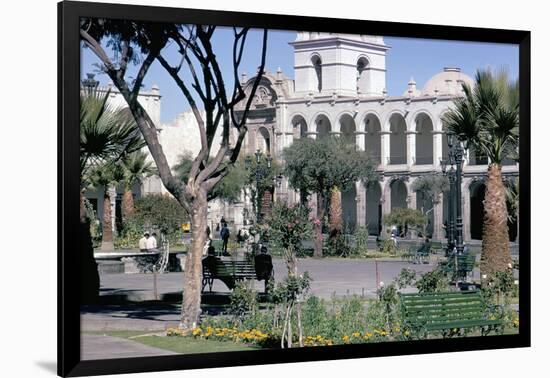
[400,290,502,336]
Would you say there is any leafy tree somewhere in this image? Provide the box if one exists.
[443,68,518,280]
[412,174,449,236]
[383,208,427,238]
[121,194,190,247]
[283,137,378,257]
[173,152,279,206]
[119,150,157,220]
[81,19,268,329]
[266,203,313,347]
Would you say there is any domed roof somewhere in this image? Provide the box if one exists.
[421,67,474,96]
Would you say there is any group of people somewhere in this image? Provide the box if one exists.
[204,217,231,256]
[202,242,273,291]
[138,232,158,252]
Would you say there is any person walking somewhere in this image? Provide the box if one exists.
[220,222,230,256]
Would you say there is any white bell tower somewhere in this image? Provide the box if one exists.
[290,32,389,97]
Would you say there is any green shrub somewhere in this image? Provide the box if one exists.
[415,268,448,293]
[352,226,370,257]
[229,281,258,320]
[118,194,188,248]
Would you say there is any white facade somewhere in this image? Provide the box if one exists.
[241,33,519,242]
[84,32,519,243]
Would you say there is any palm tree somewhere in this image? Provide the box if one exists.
[120,151,156,220]
[87,163,125,251]
[443,68,519,280]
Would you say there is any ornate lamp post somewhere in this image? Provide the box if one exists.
[245,149,274,224]
[82,73,99,94]
[440,132,465,256]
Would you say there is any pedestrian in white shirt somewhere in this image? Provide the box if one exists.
[139,232,149,252]
[147,232,158,252]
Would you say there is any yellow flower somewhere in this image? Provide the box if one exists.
[342,335,350,343]
[352,332,361,338]
[192,328,202,336]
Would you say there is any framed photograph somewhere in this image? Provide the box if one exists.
[59,0,530,376]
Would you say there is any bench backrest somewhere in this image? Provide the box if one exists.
[400,290,487,325]
[431,241,443,250]
[204,260,256,278]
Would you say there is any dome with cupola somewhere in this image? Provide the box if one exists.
[421,67,474,96]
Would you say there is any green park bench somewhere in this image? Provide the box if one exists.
[202,259,273,293]
[402,242,430,264]
[430,241,443,254]
[399,290,503,338]
[401,245,417,263]
[439,249,476,282]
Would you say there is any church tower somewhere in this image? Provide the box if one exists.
[290,32,389,97]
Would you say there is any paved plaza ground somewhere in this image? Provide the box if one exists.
[80,256,484,360]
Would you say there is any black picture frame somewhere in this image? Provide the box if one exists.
[58,1,531,376]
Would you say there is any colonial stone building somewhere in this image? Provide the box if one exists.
[85,32,519,244]
[238,32,519,242]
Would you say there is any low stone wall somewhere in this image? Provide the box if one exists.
[97,260,125,274]
[100,253,185,274]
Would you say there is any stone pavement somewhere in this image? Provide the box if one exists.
[96,256,438,302]
[80,256,483,360]
[81,334,177,360]
[82,257,441,333]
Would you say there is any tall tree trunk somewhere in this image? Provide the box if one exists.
[121,185,134,221]
[179,190,208,330]
[100,186,114,251]
[313,193,325,258]
[480,164,512,281]
[329,187,343,239]
[80,191,100,303]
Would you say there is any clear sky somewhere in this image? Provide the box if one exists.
[81,28,518,124]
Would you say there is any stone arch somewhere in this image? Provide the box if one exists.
[256,126,271,154]
[364,113,382,164]
[311,54,323,93]
[365,181,382,235]
[414,112,434,165]
[338,113,356,145]
[291,114,308,139]
[356,56,370,93]
[388,113,407,165]
[342,184,357,232]
[390,178,408,210]
[313,113,332,138]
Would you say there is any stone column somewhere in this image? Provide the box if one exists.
[406,131,417,167]
[108,185,117,233]
[309,194,318,218]
[380,131,391,167]
[462,179,472,242]
[433,131,443,167]
[433,195,444,241]
[356,181,366,227]
[356,131,366,151]
[381,178,391,216]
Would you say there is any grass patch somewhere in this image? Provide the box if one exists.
[135,335,259,354]
[84,330,258,354]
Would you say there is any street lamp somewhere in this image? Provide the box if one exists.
[82,73,99,94]
[246,149,277,224]
[440,132,465,256]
